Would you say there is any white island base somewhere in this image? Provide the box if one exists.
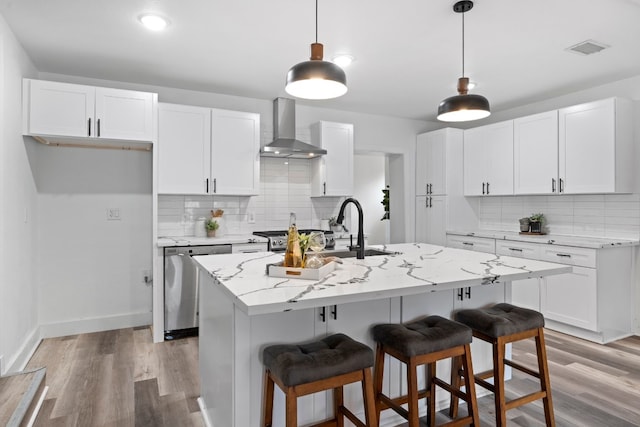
[195,243,571,427]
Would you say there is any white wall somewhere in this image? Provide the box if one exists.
[31,145,153,336]
[353,154,387,245]
[0,14,39,374]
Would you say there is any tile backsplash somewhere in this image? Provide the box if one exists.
[158,157,346,237]
[478,194,640,239]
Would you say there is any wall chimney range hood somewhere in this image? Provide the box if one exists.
[260,97,327,159]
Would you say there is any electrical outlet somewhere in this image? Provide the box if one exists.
[106,208,121,221]
[142,269,152,284]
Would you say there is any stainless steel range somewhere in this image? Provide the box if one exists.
[253,230,335,252]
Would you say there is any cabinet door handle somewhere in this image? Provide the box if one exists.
[97,119,101,137]
[323,182,326,195]
[429,197,432,208]
[486,182,490,195]
[552,178,556,193]
[462,242,474,246]
[482,182,485,195]
[87,118,91,136]
[206,178,209,193]
[320,306,326,322]
[429,183,433,194]
[331,305,337,320]
[465,287,471,299]
[556,253,572,258]
[213,178,217,193]
[426,184,429,195]
[509,247,523,252]
[559,178,564,193]
[457,288,464,301]
[425,197,429,208]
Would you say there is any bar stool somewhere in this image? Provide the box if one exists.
[450,303,555,427]
[372,315,480,427]
[262,333,377,427]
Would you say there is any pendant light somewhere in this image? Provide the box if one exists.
[437,0,490,122]
[285,0,347,100]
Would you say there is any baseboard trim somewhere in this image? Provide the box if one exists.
[39,312,152,339]
[4,327,41,375]
[197,397,214,427]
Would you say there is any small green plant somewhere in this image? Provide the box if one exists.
[529,213,545,223]
[205,218,219,231]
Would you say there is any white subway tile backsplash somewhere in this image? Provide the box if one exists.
[479,193,640,239]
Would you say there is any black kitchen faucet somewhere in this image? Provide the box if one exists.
[337,197,365,259]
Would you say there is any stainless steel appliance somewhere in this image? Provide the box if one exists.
[164,244,232,340]
[253,230,335,252]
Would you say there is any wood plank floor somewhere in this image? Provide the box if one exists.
[23,327,640,426]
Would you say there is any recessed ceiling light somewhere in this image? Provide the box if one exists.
[139,14,169,31]
[332,54,355,68]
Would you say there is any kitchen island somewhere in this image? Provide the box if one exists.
[194,242,572,427]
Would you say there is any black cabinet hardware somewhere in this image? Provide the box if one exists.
[462,242,474,246]
[556,253,571,258]
[509,247,523,252]
[465,287,471,299]
[97,119,101,137]
[482,182,485,195]
[331,305,337,320]
[88,118,91,136]
[206,178,209,193]
[486,182,490,194]
[320,306,326,322]
[559,178,564,193]
[552,178,556,193]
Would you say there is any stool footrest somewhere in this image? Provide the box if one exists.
[505,390,548,411]
[339,406,367,427]
[474,376,495,393]
[505,359,541,379]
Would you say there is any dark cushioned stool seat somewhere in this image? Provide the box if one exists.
[372,315,472,357]
[263,333,373,387]
[455,303,544,338]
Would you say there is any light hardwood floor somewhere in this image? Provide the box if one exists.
[24,327,640,426]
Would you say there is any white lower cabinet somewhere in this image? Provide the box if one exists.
[496,240,542,311]
[415,196,447,246]
[446,234,496,253]
[541,267,597,331]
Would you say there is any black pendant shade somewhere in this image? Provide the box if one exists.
[437,1,490,122]
[286,42,347,100]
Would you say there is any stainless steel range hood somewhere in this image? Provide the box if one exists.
[260,98,327,159]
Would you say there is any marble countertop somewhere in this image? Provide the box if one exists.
[193,242,572,316]
[446,230,639,249]
[157,234,268,247]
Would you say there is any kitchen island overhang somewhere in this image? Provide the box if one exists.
[194,242,573,427]
[194,242,573,316]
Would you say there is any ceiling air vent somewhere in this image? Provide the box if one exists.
[566,39,609,56]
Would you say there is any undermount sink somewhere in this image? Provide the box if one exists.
[322,248,399,258]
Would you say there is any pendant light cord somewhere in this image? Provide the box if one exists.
[461,10,465,77]
[315,0,318,43]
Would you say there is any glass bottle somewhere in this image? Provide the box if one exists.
[284,212,303,267]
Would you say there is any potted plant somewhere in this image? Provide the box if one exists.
[328,216,342,233]
[519,217,530,232]
[205,218,219,237]
[529,213,545,233]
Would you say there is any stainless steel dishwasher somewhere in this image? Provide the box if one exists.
[164,244,232,340]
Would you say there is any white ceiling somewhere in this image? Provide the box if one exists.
[2,0,640,121]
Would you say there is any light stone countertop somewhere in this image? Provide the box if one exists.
[157,234,268,248]
[193,242,572,316]
[446,230,639,249]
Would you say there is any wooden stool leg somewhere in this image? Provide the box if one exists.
[263,370,275,427]
[449,353,462,419]
[494,338,507,427]
[285,387,297,427]
[373,344,386,419]
[334,385,344,427]
[361,368,378,427]
[461,344,480,427]
[536,328,556,427]
[407,357,420,427]
[427,361,437,427]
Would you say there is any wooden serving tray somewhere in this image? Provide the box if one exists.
[519,231,547,235]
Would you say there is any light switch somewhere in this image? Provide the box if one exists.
[107,208,121,220]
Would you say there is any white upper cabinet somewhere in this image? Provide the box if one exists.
[514,110,559,195]
[158,103,211,194]
[23,79,156,144]
[157,103,260,195]
[210,108,260,196]
[558,98,633,194]
[311,121,354,197]
[415,130,446,196]
[463,120,514,196]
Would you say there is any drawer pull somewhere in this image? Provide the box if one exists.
[556,253,572,258]
[508,247,523,252]
[462,242,474,246]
